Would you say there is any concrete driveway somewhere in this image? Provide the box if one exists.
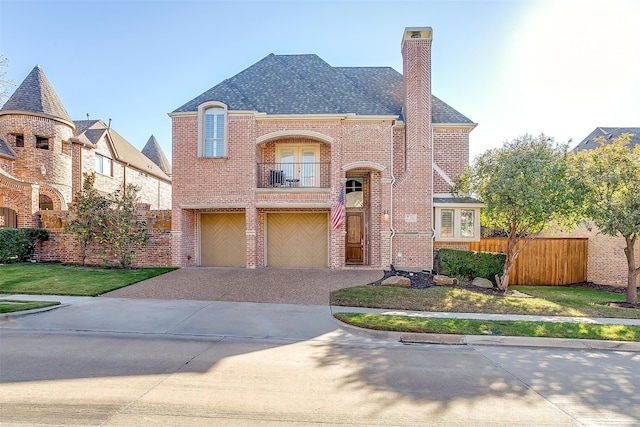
[103,267,384,305]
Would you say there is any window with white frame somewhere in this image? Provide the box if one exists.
[434,206,481,241]
[95,153,112,176]
[198,102,227,158]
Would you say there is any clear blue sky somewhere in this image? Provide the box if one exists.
[1,0,639,164]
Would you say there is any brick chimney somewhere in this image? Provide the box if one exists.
[393,27,434,269]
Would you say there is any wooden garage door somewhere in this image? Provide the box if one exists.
[267,213,328,267]
[200,213,246,267]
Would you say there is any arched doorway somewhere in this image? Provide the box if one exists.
[345,174,368,264]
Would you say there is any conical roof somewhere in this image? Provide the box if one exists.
[0,65,74,128]
[142,135,172,176]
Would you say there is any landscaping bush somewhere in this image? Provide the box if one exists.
[437,248,505,285]
[0,228,49,263]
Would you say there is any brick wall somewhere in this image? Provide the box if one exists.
[433,128,470,193]
[35,206,172,267]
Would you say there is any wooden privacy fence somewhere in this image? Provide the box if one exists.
[468,238,587,285]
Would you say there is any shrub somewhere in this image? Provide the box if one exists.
[0,228,49,263]
[437,248,505,285]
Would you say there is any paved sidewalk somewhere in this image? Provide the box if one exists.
[2,294,640,351]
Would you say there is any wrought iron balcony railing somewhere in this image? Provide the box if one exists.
[257,163,331,188]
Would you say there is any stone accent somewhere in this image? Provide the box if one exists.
[381,276,412,287]
[433,275,457,285]
[472,277,494,288]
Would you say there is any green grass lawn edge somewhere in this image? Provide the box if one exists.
[0,300,60,314]
[0,263,177,296]
[334,312,640,342]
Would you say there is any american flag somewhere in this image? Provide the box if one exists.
[330,186,345,230]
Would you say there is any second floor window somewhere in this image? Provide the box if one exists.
[36,136,49,150]
[14,134,24,147]
[95,153,112,176]
[203,106,226,157]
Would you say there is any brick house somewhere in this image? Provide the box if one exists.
[170,27,480,270]
[567,127,640,287]
[0,65,172,228]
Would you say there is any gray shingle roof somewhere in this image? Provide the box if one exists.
[574,127,640,152]
[142,135,172,176]
[173,54,473,124]
[0,65,74,127]
[0,138,16,158]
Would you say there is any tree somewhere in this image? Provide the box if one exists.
[568,133,640,304]
[99,182,149,269]
[0,54,15,107]
[64,173,109,266]
[455,134,579,291]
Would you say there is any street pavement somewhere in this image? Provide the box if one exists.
[1,295,640,425]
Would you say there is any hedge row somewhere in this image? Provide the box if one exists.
[0,228,49,263]
[437,248,505,285]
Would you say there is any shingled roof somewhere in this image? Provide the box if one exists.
[0,65,74,128]
[173,53,474,124]
[142,135,172,176]
[574,127,640,152]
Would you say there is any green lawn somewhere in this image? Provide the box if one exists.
[331,284,640,319]
[0,263,176,296]
[334,313,640,342]
[0,299,60,314]
[331,284,640,341]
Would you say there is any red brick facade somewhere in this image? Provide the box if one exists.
[170,27,475,270]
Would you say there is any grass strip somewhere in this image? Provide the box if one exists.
[0,299,60,314]
[331,285,640,319]
[334,313,640,342]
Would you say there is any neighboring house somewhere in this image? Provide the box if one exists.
[0,65,172,228]
[170,27,480,269]
[573,127,640,152]
[562,127,640,287]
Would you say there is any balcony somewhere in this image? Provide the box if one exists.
[257,163,331,188]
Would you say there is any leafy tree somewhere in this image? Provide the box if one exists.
[455,134,579,291]
[0,54,14,107]
[568,133,640,304]
[64,173,109,265]
[99,182,149,269]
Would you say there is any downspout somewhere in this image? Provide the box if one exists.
[430,126,436,272]
[389,120,397,268]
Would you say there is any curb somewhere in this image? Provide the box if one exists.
[333,314,640,351]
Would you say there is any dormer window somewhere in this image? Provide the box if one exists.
[36,136,49,150]
[198,102,227,158]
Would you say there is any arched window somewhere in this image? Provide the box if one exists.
[345,178,364,207]
[39,194,53,211]
[198,102,227,157]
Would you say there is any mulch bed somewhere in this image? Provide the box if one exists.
[373,270,640,308]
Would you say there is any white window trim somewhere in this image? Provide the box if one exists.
[434,206,482,242]
[198,101,228,158]
[95,153,112,176]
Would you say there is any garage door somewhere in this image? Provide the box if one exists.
[267,213,328,267]
[200,213,246,267]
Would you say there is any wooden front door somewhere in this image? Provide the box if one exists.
[345,212,364,263]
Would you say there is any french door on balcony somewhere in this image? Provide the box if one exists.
[276,144,319,187]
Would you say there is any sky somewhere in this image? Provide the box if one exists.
[1,0,639,164]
